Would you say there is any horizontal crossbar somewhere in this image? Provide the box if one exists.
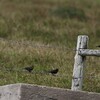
[78,49,100,56]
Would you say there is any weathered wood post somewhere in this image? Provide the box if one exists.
[71,35,88,91]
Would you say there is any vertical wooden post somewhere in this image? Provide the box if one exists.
[71,35,88,91]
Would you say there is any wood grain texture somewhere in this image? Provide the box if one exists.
[71,35,88,91]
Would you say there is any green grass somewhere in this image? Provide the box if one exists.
[0,0,100,93]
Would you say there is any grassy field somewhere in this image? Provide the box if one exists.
[0,0,100,92]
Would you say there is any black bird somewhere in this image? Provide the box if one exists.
[24,66,34,73]
[96,45,100,47]
[48,68,59,75]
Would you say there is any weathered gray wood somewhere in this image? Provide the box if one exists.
[0,84,21,100]
[71,35,88,91]
[1,83,100,100]
[79,49,100,56]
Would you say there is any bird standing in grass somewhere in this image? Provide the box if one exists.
[24,66,34,73]
[48,68,59,75]
[96,45,100,47]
